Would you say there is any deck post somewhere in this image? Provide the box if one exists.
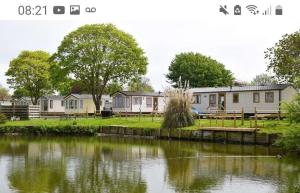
[278,110,281,120]
[233,111,237,128]
[250,120,252,128]
[201,130,204,140]
[152,112,154,122]
[253,130,257,144]
[225,131,229,143]
[222,116,225,127]
[198,114,201,126]
[254,107,258,128]
[241,107,245,126]
[240,132,245,144]
[212,131,216,142]
[209,116,212,127]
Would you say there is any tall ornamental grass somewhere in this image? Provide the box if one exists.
[162,81,194,129]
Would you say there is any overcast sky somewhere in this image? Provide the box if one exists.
[0,0,300,92]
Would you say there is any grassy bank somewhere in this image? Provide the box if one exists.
[0,117,296,134]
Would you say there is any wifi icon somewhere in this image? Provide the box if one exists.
[246,5,259,15]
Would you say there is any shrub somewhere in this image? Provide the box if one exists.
[162,80,194,129]
[282,95,300,123]
[0,113,7,124]
[275,125,300,153]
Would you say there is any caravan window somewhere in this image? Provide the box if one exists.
[133,97,142,105]
[265,92,274,103]
[253,93,260,103]
[146,97,152,107]
[233,93,239,103]
[209,94,216,107]
[50,100,53,109]
[61,100,64,107]
[74,100,78,109]
[80,100,83,109]
[193,95,201,104]
[126,97,130,108]
[113,94,125,108]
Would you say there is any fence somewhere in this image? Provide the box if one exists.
[0,105,40,120]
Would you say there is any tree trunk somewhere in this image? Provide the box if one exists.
[93,94,102,114]
[31,97,38,105]
[95,100,101,114]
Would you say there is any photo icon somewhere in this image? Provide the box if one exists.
[70,5,80,15]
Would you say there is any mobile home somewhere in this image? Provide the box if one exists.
[40,95,65,116]
[112,91,166,113]
[191,84,298,114]
[64,94,111,115]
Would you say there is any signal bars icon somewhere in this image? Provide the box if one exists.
[262,6,272,15]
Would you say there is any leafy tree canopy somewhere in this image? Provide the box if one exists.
[128,76,154,92]
[6,50,53,105]
[250,73,278,85]
[265,30,300,87]
[166,52,234,88]
[51,24,148,111]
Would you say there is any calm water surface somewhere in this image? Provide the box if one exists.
[0,136,299,193]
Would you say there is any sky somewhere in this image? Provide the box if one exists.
[0,0,300,93]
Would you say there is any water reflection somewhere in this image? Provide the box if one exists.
[0,136,299,193]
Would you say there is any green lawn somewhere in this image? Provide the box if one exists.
[1,116,296,134]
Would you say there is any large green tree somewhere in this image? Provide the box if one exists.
[251,73,278,85]
[166,52,234,88]
[265,30,300,87]
[51,24,148,111]
[6,50,53,105]
[128,76,154,92]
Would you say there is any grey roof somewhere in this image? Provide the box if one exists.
[65,94,93,99]
[41,95,64,100]
[65,94,110,100]
[190,84,291,93]
[113,91,164,97]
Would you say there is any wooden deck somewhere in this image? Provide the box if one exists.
[200,127,259,132]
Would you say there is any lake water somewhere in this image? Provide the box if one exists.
[0,136,299,193]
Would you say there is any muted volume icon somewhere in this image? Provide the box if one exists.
[219,5,229,15]
[53,6,65,14]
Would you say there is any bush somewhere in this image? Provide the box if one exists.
[283,95,300,123]
[0,113,7,124]
[275,125,300,153]
[162,81,194,129]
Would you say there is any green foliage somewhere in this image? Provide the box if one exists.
[0,85,10,101]
[166,52,234,88]
[265,30,300,85]
[72,121,77,126]
[282,95,300,123]
[0,114,7,124]
[51,23,148,110]
[128,76,154,92]
[6,50,53,105]
[275,126,300,152]
[104,81,123,95]
[251,73,278,85]
[162,82,194,129]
